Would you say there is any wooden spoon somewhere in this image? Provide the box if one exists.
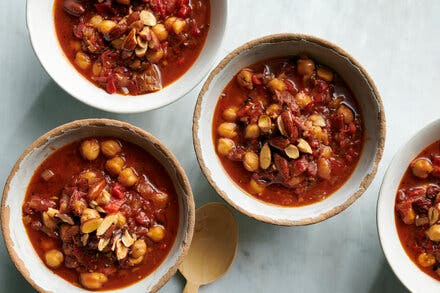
[179,202,238,293]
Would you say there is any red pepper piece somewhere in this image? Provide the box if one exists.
[104,198,126,214]
[112,183,125,199]
[106,76,116,94]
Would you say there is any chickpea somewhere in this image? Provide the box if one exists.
[317,157,331,180]
[147,48,164,64]
[152,23,168,41]
[244,124,260,139]
[89,15,103,27]
[172,18,187,34]
[97,20,117,34]
[80,272,108,290]
[249,178,265,194]
[44,249,64,268]
[81,208,100,223]
[106,156,125,176]
[75,52,91,70]
[267,78,286,92]
[128,255,144,266]
[164,17,177,30]
[131,239,147,258]
[80,139,100,161]
[426,224,440,241]
[116,212,126,228]
[402,207,416,225]
[151,193,169,209]
[41,239,55,251]
[222,106,238,122]
[118,168,138,187]
[297,57,315,76]
[320,146,333,158]
[265,104,282,119]
[337,104,355,124]
[236,69,253,90]
[92,62,102,76]
[147,225,165,242]
[295,92,312,109]
[243,151,259,172]
[80,170,98,184]
[217,138,235,156]
[100,140,121,157]
[317,67,334,82]
[218,122,238,139]
[411,158,433,179]
[418,252,436,267]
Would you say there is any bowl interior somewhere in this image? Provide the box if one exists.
[26,0,227,113]
[195,36,383,224]
[3,123,192,292]
[378,119,440,292]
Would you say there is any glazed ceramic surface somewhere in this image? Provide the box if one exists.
[26,0,227,113]
[2,120,194,293]
[378,119,440,293]
[194,34,385,225]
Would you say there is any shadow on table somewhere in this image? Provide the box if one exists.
[368,259,408,293]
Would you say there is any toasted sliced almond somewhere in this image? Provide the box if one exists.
[285,145,300,159]
[81,218,103,234]
[308,114,326,127]
[116,239,129,260]
[122,230,135,247]
[96,189,111,205]
[98,238,110,251]
[297,138,313,154]
[96,206,106,214]
[81,233,89,246]
[55,213,75,225]
[112,233,121,251]
[277,116,287,136]
[259,143,271,170]
[135,46,148,57]
[46,207,59,218]
[429,207,439,225]
[140,10,157,26]
[89,200,98,208]
[97,214,118,236]
[258,115,272,133]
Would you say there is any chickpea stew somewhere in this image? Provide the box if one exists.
[22,137,179,290]
[395,140,440,280]
[212,56,364,207]
[55,0,210,95]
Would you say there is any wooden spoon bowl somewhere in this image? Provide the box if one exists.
[179,203,238,292]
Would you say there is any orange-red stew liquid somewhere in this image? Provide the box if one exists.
[22,138,179,290]
[54,0,210,95]
[213,56,364,207]
[395,140,440,280]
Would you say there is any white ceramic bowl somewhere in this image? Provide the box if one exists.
[378,119,440,292]
[1,119,195,292]
[26,0,227,113]
[193,34,385,225]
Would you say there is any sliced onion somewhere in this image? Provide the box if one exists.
[40,169,55,181]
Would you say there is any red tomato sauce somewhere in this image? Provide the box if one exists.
[22,138,179,290]
[53,0,210,95]
[395,140,440,280]
[212,56,364,207]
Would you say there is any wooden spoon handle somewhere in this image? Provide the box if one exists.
[183,281,200,293]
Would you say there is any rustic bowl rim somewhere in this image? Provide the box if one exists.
[193,33,386,226]
[1,118,195,292]
[25,0,227,113]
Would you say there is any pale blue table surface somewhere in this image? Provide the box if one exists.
[1,0,440,292]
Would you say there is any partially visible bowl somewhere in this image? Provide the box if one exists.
[193,34,385,225]
[1,119,195,292]
[378,119,440,293]
[26,0,227,113]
